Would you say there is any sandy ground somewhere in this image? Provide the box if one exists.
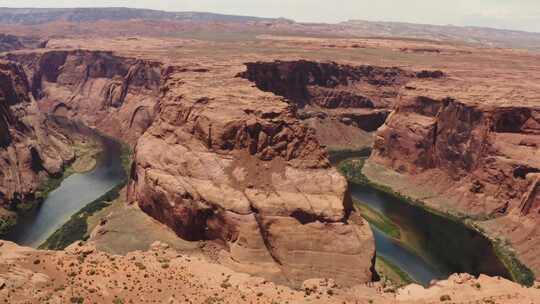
[1,238,540,304]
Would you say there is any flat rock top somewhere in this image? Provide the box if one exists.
[162,64,289,123]
[43,35,540,109]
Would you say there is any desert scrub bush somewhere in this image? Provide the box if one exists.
[440,294,451,301]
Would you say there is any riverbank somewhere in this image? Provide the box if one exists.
[39,143,132,250]
[338,157,535,286]
[39,182,124,250]
[33,138,102,205]
[327,147,372,165]
[354,199,400,239]
[0,136,102,238]
[376,255,415,288]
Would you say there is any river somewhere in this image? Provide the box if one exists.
[5,124,125,248]
[4,134,511,287]
[349,174,511,286]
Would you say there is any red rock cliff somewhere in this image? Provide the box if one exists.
[0,60,75,217]
[238,60,436,150]
[127,65,376,287]
[367,95,540,274]
[5,50,163,144]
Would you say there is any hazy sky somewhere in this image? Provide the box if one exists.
[3,0,540,32]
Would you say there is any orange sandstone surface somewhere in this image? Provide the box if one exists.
[0,33,539,303]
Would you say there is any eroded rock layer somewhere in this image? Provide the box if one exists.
[127,66,376,287]
[5,50,163,144]
[0,60,76,227]
[366,94,540,275]
[370,96,540,217]
[238,60,441,151]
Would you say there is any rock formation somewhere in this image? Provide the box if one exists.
[369,96,540,217]
[365,94,540,276]
[127,65,376,287]
[0,60,75,232]
[0,51,376,287]
[5,50,163,144]
[239,59,540,279]
[239,60,441,151]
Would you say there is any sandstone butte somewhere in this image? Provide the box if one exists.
[0,31,539,303]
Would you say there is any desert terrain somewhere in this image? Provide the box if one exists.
[0,7,539,304]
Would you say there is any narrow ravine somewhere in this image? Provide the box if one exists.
[337,156,512,287]
[5,128,125,248]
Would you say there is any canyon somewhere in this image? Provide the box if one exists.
[5,50,163,144]
[364,75,540,279]
[0,60,76,232]
[0,8,539,303]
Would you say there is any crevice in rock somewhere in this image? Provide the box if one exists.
[250,204,283,266]
[492,108,532,133]
[520,176,540,215]
[29,147,45,173]
[514,166,540,179]
[416,70,445,79]
[290,209,322,225]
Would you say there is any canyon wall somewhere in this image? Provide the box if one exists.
[239,60,437,151]
[0,49,164,234]
[0,60,76,232]
[0,33,46,52]
[0,53,377,287]
[5,50,163,144]
[127,66,376,287]
[0,49,163,237]
[370,96,540,218]
[366,95,540,275]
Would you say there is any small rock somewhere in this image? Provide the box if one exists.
[31,273,50,286]
[150,241,170,250]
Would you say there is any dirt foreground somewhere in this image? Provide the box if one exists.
[0,239,539,304]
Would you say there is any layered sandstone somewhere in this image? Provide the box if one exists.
[239,60,441,151]
[5,50,163,144]
[127,65,375,287]
[0,60,76,231]
[366,95,540,273]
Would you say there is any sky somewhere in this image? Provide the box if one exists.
[2,0,540,32]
